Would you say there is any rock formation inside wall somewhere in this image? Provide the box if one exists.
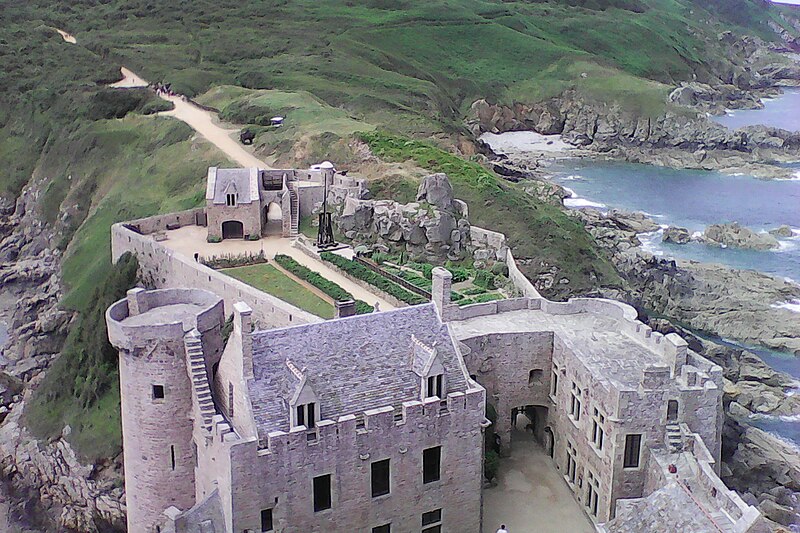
[337,173,473,262]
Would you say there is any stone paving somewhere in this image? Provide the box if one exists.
[483,417,594,533]
[155,225,396,310]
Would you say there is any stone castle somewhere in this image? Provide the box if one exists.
[104,165,771,533]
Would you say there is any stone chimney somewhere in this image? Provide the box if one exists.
[335,300,357,319]
[432,267,452,315]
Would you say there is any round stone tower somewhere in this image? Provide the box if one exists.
[106,287,224,533]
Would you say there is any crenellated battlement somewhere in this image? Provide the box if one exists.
[257,387,485,455]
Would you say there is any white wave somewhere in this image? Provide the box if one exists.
[564,197,607,209]
[641,211,664,218]
[561,174,584,181]
[692,231,703,239]
[777,240,798,252]
[772,299,800,313]
[562,186,576,198]
[752,413,800,423]
[638,229,666,256]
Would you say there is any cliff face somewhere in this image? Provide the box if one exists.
[0,158,126,531]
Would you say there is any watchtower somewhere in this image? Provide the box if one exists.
[106,288,224,533]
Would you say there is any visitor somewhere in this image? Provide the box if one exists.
[374,301,380,312]
[497,525,508,533]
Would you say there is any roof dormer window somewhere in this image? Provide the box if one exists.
[296,402,316,429]
[426,374,443,399]
[226,193,237,207]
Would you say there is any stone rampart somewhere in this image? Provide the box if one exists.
[111,214,321,328]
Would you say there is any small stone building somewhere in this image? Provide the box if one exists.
[205,167,336,241]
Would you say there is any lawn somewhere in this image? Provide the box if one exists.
[222,263,335,319]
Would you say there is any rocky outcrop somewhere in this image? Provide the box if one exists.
[701,222,780,251]
[0,402,125,532]
[0,171,126,529]
[338,174,472,261]
[769,225,795,238]
[662,226,691,244]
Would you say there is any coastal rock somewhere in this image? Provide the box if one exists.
[701,222,780,250]
[662,226,692,244]
[606,209,660,234]
[769,225,795,238]
[336,174,475,261]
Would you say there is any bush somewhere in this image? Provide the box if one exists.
[88,89,151,120]
[203,251,267,269]
[207,235,222,243]
[245,234,260,241]
[320,252,427,305]
[139,99,174,115]
[274,254,373,313]
[490,262,509,277]
[446,266,470,283]
[484,449,501,481]
[450,291,465,302]
[462,286,488,296]
[409,262,434,280]
[459,293,504,306]
[473,269,496,290]
[399,270,432,290]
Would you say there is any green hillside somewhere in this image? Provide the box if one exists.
[0,0,794,458]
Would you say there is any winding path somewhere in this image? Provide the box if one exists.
[107,67,270,168]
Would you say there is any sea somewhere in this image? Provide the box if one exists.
[482,87,800,446]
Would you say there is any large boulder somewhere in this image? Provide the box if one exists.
[662,226,692,244]
[701,222,780,251]
[416,173,455,211]
[769,225,794,238]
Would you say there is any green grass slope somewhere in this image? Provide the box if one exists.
[11,0,789,135]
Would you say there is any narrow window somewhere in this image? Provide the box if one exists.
[423,446,441,484]
[426,374,443,398]
[623,434,642,468]
[152,384,165,399]
[422,508,442,533]
[228,382,234,418]
[170,445,176,471]
[307,402,316,429]
[528,369,543,385]
[296,404,305,427]
[586,472,599,517]
[570,382,581,421]
[551,370,558,396]
[313,474,332,512]
[371,459,390,497]
[591,408,605,450]
[226,193,237,207]
[372,525,390,533]
[260,508,273,531]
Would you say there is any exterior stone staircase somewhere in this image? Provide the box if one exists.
[287,182,299,237]
[184,330,217,431]
[666,423,683,452]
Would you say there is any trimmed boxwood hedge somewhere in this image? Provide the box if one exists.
[320,252,427,305]
[274,254,373,314]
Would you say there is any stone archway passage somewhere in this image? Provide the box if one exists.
[263,202,284,236]
[221,220,244,239]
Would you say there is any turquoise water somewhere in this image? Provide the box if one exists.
[712,88,800,132]
[550,160,800,282]
[539,88,800,446]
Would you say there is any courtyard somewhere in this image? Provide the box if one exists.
[483,421,594,533]
[152,225,396,310]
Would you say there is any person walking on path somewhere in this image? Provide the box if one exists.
[497,525,508,533]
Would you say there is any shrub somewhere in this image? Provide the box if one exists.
[450,291,465,302]
[203,251,267,269]
[490,262,509,277]
[139,99,174,115]
[399,270,432,290]
[462,286,488,296]
[320,253,427,305]
[484,449,501,481]
[473,269,496,290]
[446,266,470,283]
[459,293,504,306]
[409,262,434,280]
[274,254,373,313]
[207,235,222,243]
[245,234,260,241]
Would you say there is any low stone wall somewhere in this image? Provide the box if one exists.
[111,213,321,329]
[470,225,508,260]
[506,249,540,298]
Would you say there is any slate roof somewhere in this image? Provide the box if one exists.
[207,168,259,204]
[248,304,469,436]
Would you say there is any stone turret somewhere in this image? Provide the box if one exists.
[106,288,224,533]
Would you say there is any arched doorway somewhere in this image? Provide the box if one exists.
[221,220,244,239]
[544,427,554,458]
[263,202,283,236]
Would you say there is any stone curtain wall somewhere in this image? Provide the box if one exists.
[223,389,486,533]
[111,215,321,329]
[460,331,553,445]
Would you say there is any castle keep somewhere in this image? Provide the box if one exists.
[105,165,769,533]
